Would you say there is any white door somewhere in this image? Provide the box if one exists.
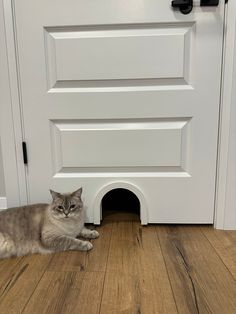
[13,0,224,223]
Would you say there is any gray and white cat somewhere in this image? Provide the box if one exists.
[0,188,99,259]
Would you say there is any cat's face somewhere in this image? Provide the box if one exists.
[49,188,83,220]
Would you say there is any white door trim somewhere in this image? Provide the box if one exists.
[0,0,234,229]
[0,0,28,207]
[0,197,7,211]
[214,0,236,230]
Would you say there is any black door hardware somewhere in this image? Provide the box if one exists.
[200,0,219,6]
[172,0,219,15]
[22,141,28,165]
[172,0,193,15]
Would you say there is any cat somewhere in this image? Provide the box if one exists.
[0,187,99,259]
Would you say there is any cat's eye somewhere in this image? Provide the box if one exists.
[70,204,76,209]
[58,205,64,210]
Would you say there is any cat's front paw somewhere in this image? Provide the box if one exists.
[90,230,99,239]
[81,241,93,251]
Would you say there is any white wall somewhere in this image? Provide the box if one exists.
[224,42,236,229]
[0,138,6,197]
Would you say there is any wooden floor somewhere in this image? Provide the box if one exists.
[0,213,235,313]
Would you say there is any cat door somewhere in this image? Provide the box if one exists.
[101,188,140,222]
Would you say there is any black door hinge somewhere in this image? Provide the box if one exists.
[22,141,28,165]
[225,0,228,4]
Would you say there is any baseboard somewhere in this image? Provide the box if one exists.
[0,197,7,210]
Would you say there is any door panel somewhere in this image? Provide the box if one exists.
[50,119,189,172]
[45,24,191,86]
[14,0,224,223]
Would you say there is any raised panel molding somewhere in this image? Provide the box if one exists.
[50,118,191,176]
[44,23,194,91]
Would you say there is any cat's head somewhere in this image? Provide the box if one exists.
[49,188,83,219]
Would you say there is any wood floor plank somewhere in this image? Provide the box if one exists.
[100,221,177,313]
[105,221,135,273]
[0,253,53,313]
[85,222,112,272]
[47,223,112,272]
[23,271,104,314]
[157,226,236,314]
[201,226,236,280]
[0,222,235,314]
[100,272,140,314]
[0,256,23,294]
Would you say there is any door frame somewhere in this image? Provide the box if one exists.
[214,0,236,230]
[0,0,28,207]
[0,0,234,228]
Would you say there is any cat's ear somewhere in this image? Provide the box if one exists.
[71,187,83,199]
[50,189,61,201]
